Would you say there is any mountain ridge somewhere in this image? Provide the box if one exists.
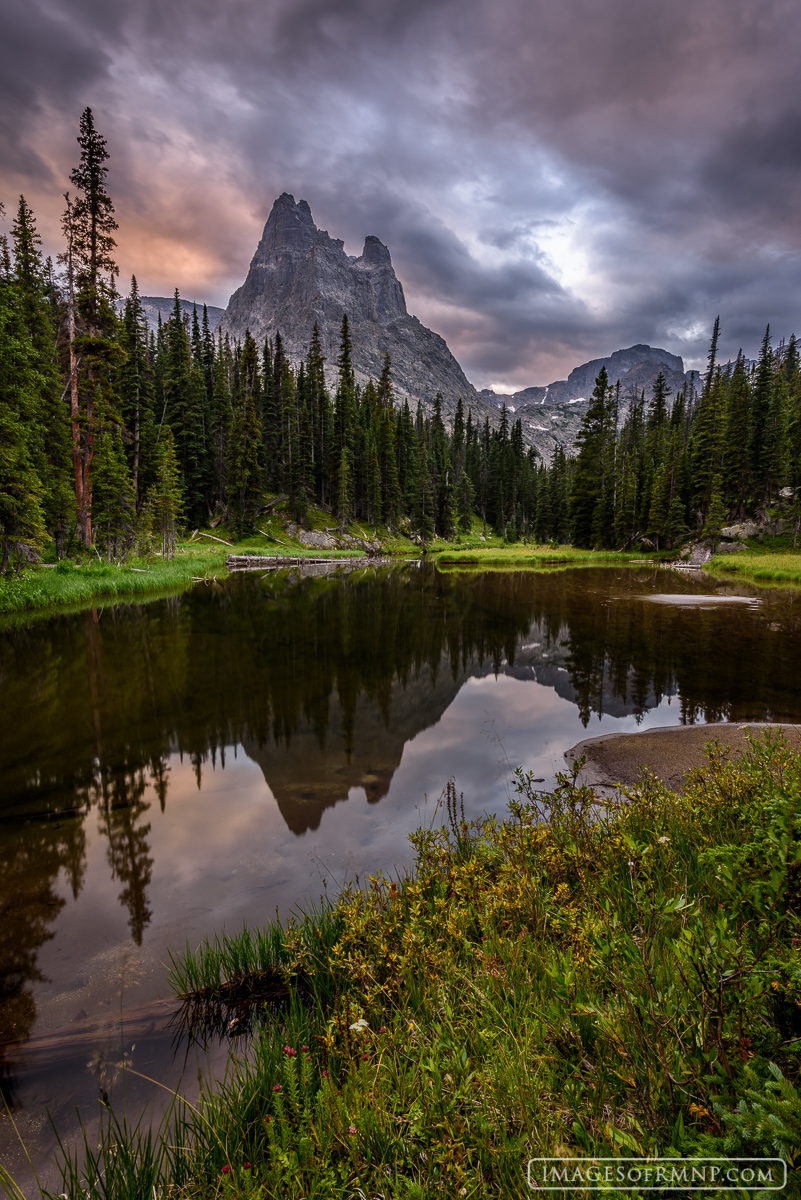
[480,344,700,458]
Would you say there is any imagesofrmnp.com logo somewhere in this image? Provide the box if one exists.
[527,1158,787,1191]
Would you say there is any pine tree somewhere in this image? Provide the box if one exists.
[412,445,435,545]
[570,367,611,547]
[11,196,73,553]
[376,352,393,411]
[749,325,774,501]
[118,277,157,506]
[210,331,232,506]
[0,264,47,572]
[148,428,182,559]
[397,400,417,513]
[337,447,354,529]
[702,476,728,541]
[65,108,123,546]
[367,430,382,526]
[456,468,475,534]
[91,428,135,561]
[721,352,750,517]
[378,409,401,527]
[227,364,262,536]
[691,366,725,518]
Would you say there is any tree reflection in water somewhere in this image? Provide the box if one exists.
[1,562,800,1083]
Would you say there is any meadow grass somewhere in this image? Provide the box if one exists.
[0,547,228,619]
[22,732,801,1199]
[434,545,645,566]
[709,548,801,585]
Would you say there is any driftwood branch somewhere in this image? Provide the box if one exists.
[57,356,82,407]
[191,531,233,547]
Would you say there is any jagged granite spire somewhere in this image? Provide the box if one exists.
[220,194,485,419]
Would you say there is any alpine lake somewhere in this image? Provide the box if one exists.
[2,559,801,1192]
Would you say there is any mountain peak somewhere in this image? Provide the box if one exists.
[358,234,392,268]
[220,195,489,422]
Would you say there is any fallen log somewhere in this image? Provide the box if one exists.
[192,531,233,547]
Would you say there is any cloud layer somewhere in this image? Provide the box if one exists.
[3,0,801,388]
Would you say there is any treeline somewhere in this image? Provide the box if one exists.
[2,108,800,572]
[569,316,801,549]
[0,108,551,571]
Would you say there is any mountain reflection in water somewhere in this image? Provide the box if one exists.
[1,563,800,1119]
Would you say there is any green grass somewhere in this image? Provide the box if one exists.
[434,544,646,566]
[709,547,801,585]
[19,732,801,1199]
[0,547,228,620]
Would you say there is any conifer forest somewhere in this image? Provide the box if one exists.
[3,108,801,575]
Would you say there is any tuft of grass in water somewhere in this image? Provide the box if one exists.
[14,732,801,1198]
[169,903,344,1010]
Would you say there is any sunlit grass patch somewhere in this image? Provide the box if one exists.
[434,545,642,566]
[709,549,801,585]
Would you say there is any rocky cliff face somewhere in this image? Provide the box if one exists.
[220,194,488,423]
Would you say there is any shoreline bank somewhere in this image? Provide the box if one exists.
[567,720,801,797]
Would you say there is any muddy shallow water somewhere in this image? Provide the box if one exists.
[2,561,801,1191]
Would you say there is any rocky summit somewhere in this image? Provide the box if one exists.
[219,193,490,424]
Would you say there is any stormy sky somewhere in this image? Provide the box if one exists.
[3,0,801,391]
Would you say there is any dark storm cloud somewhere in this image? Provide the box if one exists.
[0,0,113,178]
[3,0,801,387]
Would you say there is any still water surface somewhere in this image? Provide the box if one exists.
[1,561,800,1187]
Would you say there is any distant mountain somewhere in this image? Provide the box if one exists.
[219,193,495,425]
[135,296,225,334]
[480,344,701,459]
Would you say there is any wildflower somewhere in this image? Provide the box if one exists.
[222,1165,231,1175]
[273,1083,282,1093]
[284,1045,297,1057]
[322,1069,329,1077]
[658,836,670,844]
[379,1026,386,1034]
[362,1053,369,1061]
[301,1044,309,1052]
[349,1124,357,1136]
[243,1162,251,1170]
[349,1017,369,1033]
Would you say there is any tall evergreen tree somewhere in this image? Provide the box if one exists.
[570,367,611,547]
[64,107,123,545]
[0,259,47,572]
[11,196,73,552]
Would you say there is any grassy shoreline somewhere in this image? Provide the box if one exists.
[0,531,644,621]
[18,733,801,1199]
[709,547,801,585]
[5,523,801,623]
